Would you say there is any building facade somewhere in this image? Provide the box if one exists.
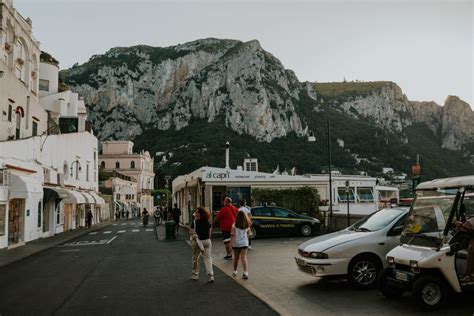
[0,0,106,250]
[99,141,154,214]
[172,166,399,227]
[101,171,138,218]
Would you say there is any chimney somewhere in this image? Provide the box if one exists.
[225,141,230,169]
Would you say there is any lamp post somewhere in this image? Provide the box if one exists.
[345,180,350,227]
[327,122,333,231]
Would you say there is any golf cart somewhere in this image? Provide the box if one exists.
[378,175,474,310]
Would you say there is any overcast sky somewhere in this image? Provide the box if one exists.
[15,0,473,106]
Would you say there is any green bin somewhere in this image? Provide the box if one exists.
[165,221,176,239]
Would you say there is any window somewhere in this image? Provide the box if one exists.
[37,202,42,228]
[338,187,355,202]
[56,207,60,225]
[357,188,374,202]
[15,111,21,139]
[272,208,290,218]
[0,204,5,236]
[100,161,105,169]
[39,79,49,91]
[32,121,38,136]
[116,194,121,200]
[86,164,90,181]
[130,161,135,169]
[252,207,272,217]
[115,161,120,169]
[8,104,12,122]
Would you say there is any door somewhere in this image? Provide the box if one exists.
[271,207,295,234]
[386,214,407,251]
[8,199,25,245]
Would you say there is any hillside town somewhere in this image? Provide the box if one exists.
[0,1,472,315]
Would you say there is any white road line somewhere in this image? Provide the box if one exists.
[60,249,80,252]
[132,229,139,232]
[146,229,154,232]
[112,224,117,226]
[117,230,126,233]
[121,223,127,226]
[107,236,118,244]
[103,231,112,234]
[89,232,98,235]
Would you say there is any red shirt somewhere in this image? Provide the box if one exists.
[217,205,237,231]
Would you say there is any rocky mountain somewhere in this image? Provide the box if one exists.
[59,38,474,184]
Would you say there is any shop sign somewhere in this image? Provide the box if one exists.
[205,171,231,180]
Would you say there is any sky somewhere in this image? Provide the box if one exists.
[14,0,473,107]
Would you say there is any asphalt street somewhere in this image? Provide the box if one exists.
[0,220,277,316]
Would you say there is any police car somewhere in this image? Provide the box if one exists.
[249,206,320,239]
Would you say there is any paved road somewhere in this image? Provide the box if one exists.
[212,236,474,316]
[0,220,277,316]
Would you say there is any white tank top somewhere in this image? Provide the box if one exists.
[233,225,249,248]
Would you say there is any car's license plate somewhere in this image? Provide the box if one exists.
[295,258,305,266]
[395,271,409,282]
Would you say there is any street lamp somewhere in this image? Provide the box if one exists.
[345,180,350,227]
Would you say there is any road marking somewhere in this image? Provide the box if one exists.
[107,236,117,244]
[121,223,127,226]
[132,229,139,232]
[117,230,126,233]
[60,239,109,247]
[112,224,117,226]
[103,231,112,234]
[146,229,154,232]
[60,249,80,252]
[89,232,98,235]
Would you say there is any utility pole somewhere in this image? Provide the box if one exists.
[327,121,333,231]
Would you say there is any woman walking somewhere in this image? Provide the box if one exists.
[231,211,251,279]
[189,207,214,282]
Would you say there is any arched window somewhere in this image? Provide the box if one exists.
[100,161,105,169]
[115,161,120,169]
[130,161,135,169]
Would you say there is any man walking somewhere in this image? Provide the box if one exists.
[212,197,238,260]
[171,203,182,234]
[86,210,93,228]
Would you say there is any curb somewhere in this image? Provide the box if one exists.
[0,221,112,268]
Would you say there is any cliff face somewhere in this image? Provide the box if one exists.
[62,38,312,142]
[60,38,473,180]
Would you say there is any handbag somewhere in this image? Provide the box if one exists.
[193,220,205,251]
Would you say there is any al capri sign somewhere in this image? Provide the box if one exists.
[205,171,231,180]
[204,170,277,181]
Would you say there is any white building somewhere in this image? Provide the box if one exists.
[99,141,155,214]
[101,171,138,218]
[172,166,399,227]
[0,0,106,250]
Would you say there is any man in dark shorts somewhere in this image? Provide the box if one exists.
[171,203,182,234]
[212,197,238,260]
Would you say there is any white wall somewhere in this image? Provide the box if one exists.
[38,62,59,98]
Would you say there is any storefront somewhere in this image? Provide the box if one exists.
[173,167,399,226]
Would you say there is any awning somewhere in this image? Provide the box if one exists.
[89,191,105,205]
[10,174,43,199]
[44,186,71,200]
[80,192,95,204]
[65,190,86,204]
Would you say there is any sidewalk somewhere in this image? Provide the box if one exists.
[0,221,111,268]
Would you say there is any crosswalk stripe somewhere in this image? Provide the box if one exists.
[132,229,139,232]
[103,231,111,234]
[146,229,154,232]
[89,232,97,235]
[118,230,126,233]
[121,223,127,226]
[112,224,117,226]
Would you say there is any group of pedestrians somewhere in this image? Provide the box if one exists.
[187,197,253,283]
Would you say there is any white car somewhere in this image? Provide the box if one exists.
[295,207,409,288]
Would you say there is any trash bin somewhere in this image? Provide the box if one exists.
[165,221,176,239]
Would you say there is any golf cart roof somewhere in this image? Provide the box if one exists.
[417,175,474,190]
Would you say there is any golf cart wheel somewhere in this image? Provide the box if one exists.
[300,224,312,237]
[249,227,257,240]
[348,254,381,289]
[377,268,405,298]
[413,275,449,310]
